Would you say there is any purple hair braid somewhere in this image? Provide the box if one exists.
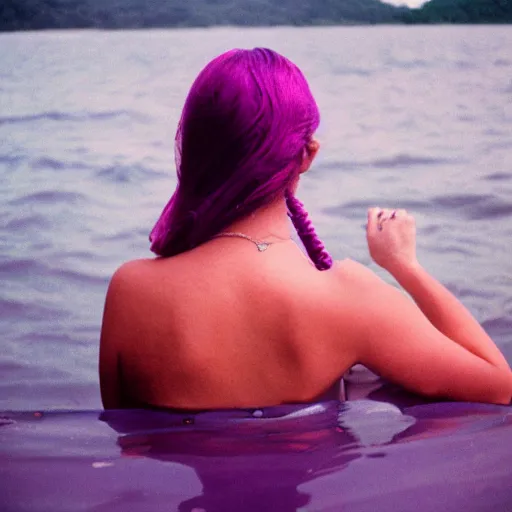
[285,191,333,271]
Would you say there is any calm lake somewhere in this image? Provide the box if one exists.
[1,25,511,410]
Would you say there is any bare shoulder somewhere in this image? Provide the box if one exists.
[330,258,387,291]
[103,258,161,325]
[329,258,411,321]
[325,258,411,348]
[110,258,155,284]
[317,258,391,351]
[107,258,161,297]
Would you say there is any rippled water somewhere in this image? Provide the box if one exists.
[2,401,512,511]
[1,26,511,410]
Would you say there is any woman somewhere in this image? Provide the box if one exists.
[99,48,512,410]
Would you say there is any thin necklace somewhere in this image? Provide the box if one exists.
[212,232,289,252]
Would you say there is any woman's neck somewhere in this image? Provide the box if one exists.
[224,197,292,241]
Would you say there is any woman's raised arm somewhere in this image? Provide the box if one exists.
[337,208,512,404]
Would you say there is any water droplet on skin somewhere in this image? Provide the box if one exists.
[252,410,263,418]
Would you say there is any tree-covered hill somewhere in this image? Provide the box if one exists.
[402,0,512,23]
[1,0,406,31]
[1,0,511,31]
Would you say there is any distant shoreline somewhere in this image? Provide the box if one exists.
[2,21,512,34]
[2,20,511,33]
[1,22,511,34]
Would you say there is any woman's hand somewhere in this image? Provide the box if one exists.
[366,207,418,276]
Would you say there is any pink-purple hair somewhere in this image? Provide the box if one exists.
[150,48,332,271]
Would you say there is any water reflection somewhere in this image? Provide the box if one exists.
[102,402,361,511]
[2,392,510,512]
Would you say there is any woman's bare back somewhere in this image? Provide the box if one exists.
[100,239,358,409]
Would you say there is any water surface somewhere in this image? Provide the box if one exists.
[1,25,511,410]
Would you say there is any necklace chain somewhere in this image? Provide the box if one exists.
[212,232,287,252]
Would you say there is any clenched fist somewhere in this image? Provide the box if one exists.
[366,207,418,275]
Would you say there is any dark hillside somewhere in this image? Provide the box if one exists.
[1,0,510,31]
[0,0,405,31]
[402,0,512,23]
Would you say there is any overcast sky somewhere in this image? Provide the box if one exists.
[381,0,429,7]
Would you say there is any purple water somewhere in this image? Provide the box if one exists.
[2,397,512,511]
[1,25,512,511]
